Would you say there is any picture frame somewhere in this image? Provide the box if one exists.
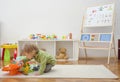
[100,34,111,41]
[80,34,90,41]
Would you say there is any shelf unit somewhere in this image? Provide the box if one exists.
[79,4,117,64]
[18,39,79,61]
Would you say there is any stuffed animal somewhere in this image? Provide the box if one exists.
[2,63,21,75]
[20,62,31,75]
[56,48,69,59]
[19,59,33,75]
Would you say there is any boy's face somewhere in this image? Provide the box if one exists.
[24,51,36,59]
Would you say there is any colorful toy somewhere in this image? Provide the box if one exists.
[2,57,31,75]
[19,59,33,75]
[91,35,95,41]
[20,62,31,75]
[46,35,51,40]
[15,56,26,62]
[69,33,72,39]
[29,33,58,40]
[32,65,40,71]
[29,34,38,39]
[2,56,39,75]
[40,35,47,40]
[37,34,41,39]
[1,43,17,62]
[51,34,57,40]
[62,36,67,40]
[2,63,21,75]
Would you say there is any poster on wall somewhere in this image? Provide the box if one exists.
[84,4,114,27]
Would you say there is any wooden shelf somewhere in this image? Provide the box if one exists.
[79,46,109,50]
[18,40,79,61]
[80,41,111,43]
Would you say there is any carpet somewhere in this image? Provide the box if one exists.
[0,65,118,79]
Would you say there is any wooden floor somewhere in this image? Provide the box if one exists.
[0,58,120,82]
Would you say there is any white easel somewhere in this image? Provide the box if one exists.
[79,3,117,64]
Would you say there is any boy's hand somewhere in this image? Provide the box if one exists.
[18,60,24,66]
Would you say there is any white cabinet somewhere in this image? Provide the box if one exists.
[18,40,79,61]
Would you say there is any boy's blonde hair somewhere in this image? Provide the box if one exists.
[21,43,39,54]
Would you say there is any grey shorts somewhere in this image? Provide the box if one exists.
[44,64,54,73]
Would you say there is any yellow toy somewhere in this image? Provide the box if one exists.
[19,59,33,75]
[22,62,30,75]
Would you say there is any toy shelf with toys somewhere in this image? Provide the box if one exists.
[17,39,79,61]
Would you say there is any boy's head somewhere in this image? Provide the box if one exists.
[21,43,39,59]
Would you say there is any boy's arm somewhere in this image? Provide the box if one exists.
[18,58,30,66]
[22,58,30,63]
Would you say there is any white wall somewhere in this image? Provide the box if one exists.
[0,0,84,43]
[0,0,119,57]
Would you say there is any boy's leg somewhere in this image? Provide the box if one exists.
[44,64,54,73]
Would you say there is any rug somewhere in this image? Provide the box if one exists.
[0,65,118,79]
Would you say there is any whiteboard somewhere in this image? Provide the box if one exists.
[84,4,114,27]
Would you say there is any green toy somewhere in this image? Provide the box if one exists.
[19,59,33,75]
[4,49,10,62]
[21,62,31,75]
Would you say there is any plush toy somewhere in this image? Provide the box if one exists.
[56,48,69,59]
[20,62,31,75]
[19,59,33,75]
[2,63,21,75]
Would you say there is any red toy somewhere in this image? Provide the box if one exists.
[13,49,17,59]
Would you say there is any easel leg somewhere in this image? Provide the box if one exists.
[113,36,117,61]
[107,43,112,64]
[107,48,111,64]
[83,42,87,60]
